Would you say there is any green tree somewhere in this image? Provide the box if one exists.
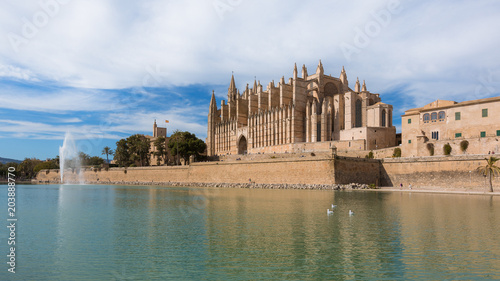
[87,156,105,166]
[443,143,452,155]
[477,156,500,192]
[114,139,131,167]
[0,162,19,179]
[18,158,43,179]
[128,134,151,166]
[101,146,114,164]
[392,147,401,158]
[34,159,59,175]
[460,140,469,153]
[365,151,374,159]
[78,152,91,166]
[168,131,206,164]
[153,136,167,166]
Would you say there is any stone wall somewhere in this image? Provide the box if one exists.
[334,157,380,185]
[36,155,497,191]
[37,157,337,185]
[380,155,497,190]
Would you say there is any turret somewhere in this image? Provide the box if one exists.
[153,119,157,138]
[362,80,367,92]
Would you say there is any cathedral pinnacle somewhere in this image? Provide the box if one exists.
[355,77,361,92]
[362,80,367,92]
[340,66,348,87]
[293,63,298,79]
[316,59,324,74]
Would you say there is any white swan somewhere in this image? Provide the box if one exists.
[327,209,334,215]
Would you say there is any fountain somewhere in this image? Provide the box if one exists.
[59,132,83,184]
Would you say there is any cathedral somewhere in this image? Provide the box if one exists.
[207,61,396,156]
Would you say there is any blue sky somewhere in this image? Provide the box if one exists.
[1,0,500,161]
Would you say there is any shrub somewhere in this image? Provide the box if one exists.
[393,147,401,157]
[123,168,127,174]
[365,151,374,159]
[427,143,435,156]
[310,152,316,156]
[460,140,469,152]
[369,183,376,189]
[443,143,452,155]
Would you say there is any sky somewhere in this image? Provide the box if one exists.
[1,0,500,161]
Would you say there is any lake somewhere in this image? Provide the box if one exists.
[1,184,499,280]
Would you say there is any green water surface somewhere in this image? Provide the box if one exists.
[0,184,499,280]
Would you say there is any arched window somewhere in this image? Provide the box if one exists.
[355,99,362,127]
[431,112,437,121]
[438,111,445,120]
[324,82,338,98]
[381,109,386,127]
[423,113,430,122]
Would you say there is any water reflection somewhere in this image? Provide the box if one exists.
[3,185,499,280]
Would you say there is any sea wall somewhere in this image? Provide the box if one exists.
[380,155,496,189]
[38,157,337,185]
[36,155,497,190]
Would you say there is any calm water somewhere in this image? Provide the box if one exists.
[1,184,499,280]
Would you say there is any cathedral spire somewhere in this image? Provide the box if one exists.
[362,80,367,92]
[355,77,360,92]
[253,79,257,94]
[228,73,236,101]
[230,73,236,90]
[293,63,298,79]
[209,90,217,112]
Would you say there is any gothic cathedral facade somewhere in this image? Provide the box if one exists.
[207,61,396,156]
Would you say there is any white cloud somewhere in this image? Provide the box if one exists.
[0,0,499,125]
[0,64,39,81]
[0,86,125,113]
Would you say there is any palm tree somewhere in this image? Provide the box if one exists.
[101,146,114,164]
[477,156,500,192]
